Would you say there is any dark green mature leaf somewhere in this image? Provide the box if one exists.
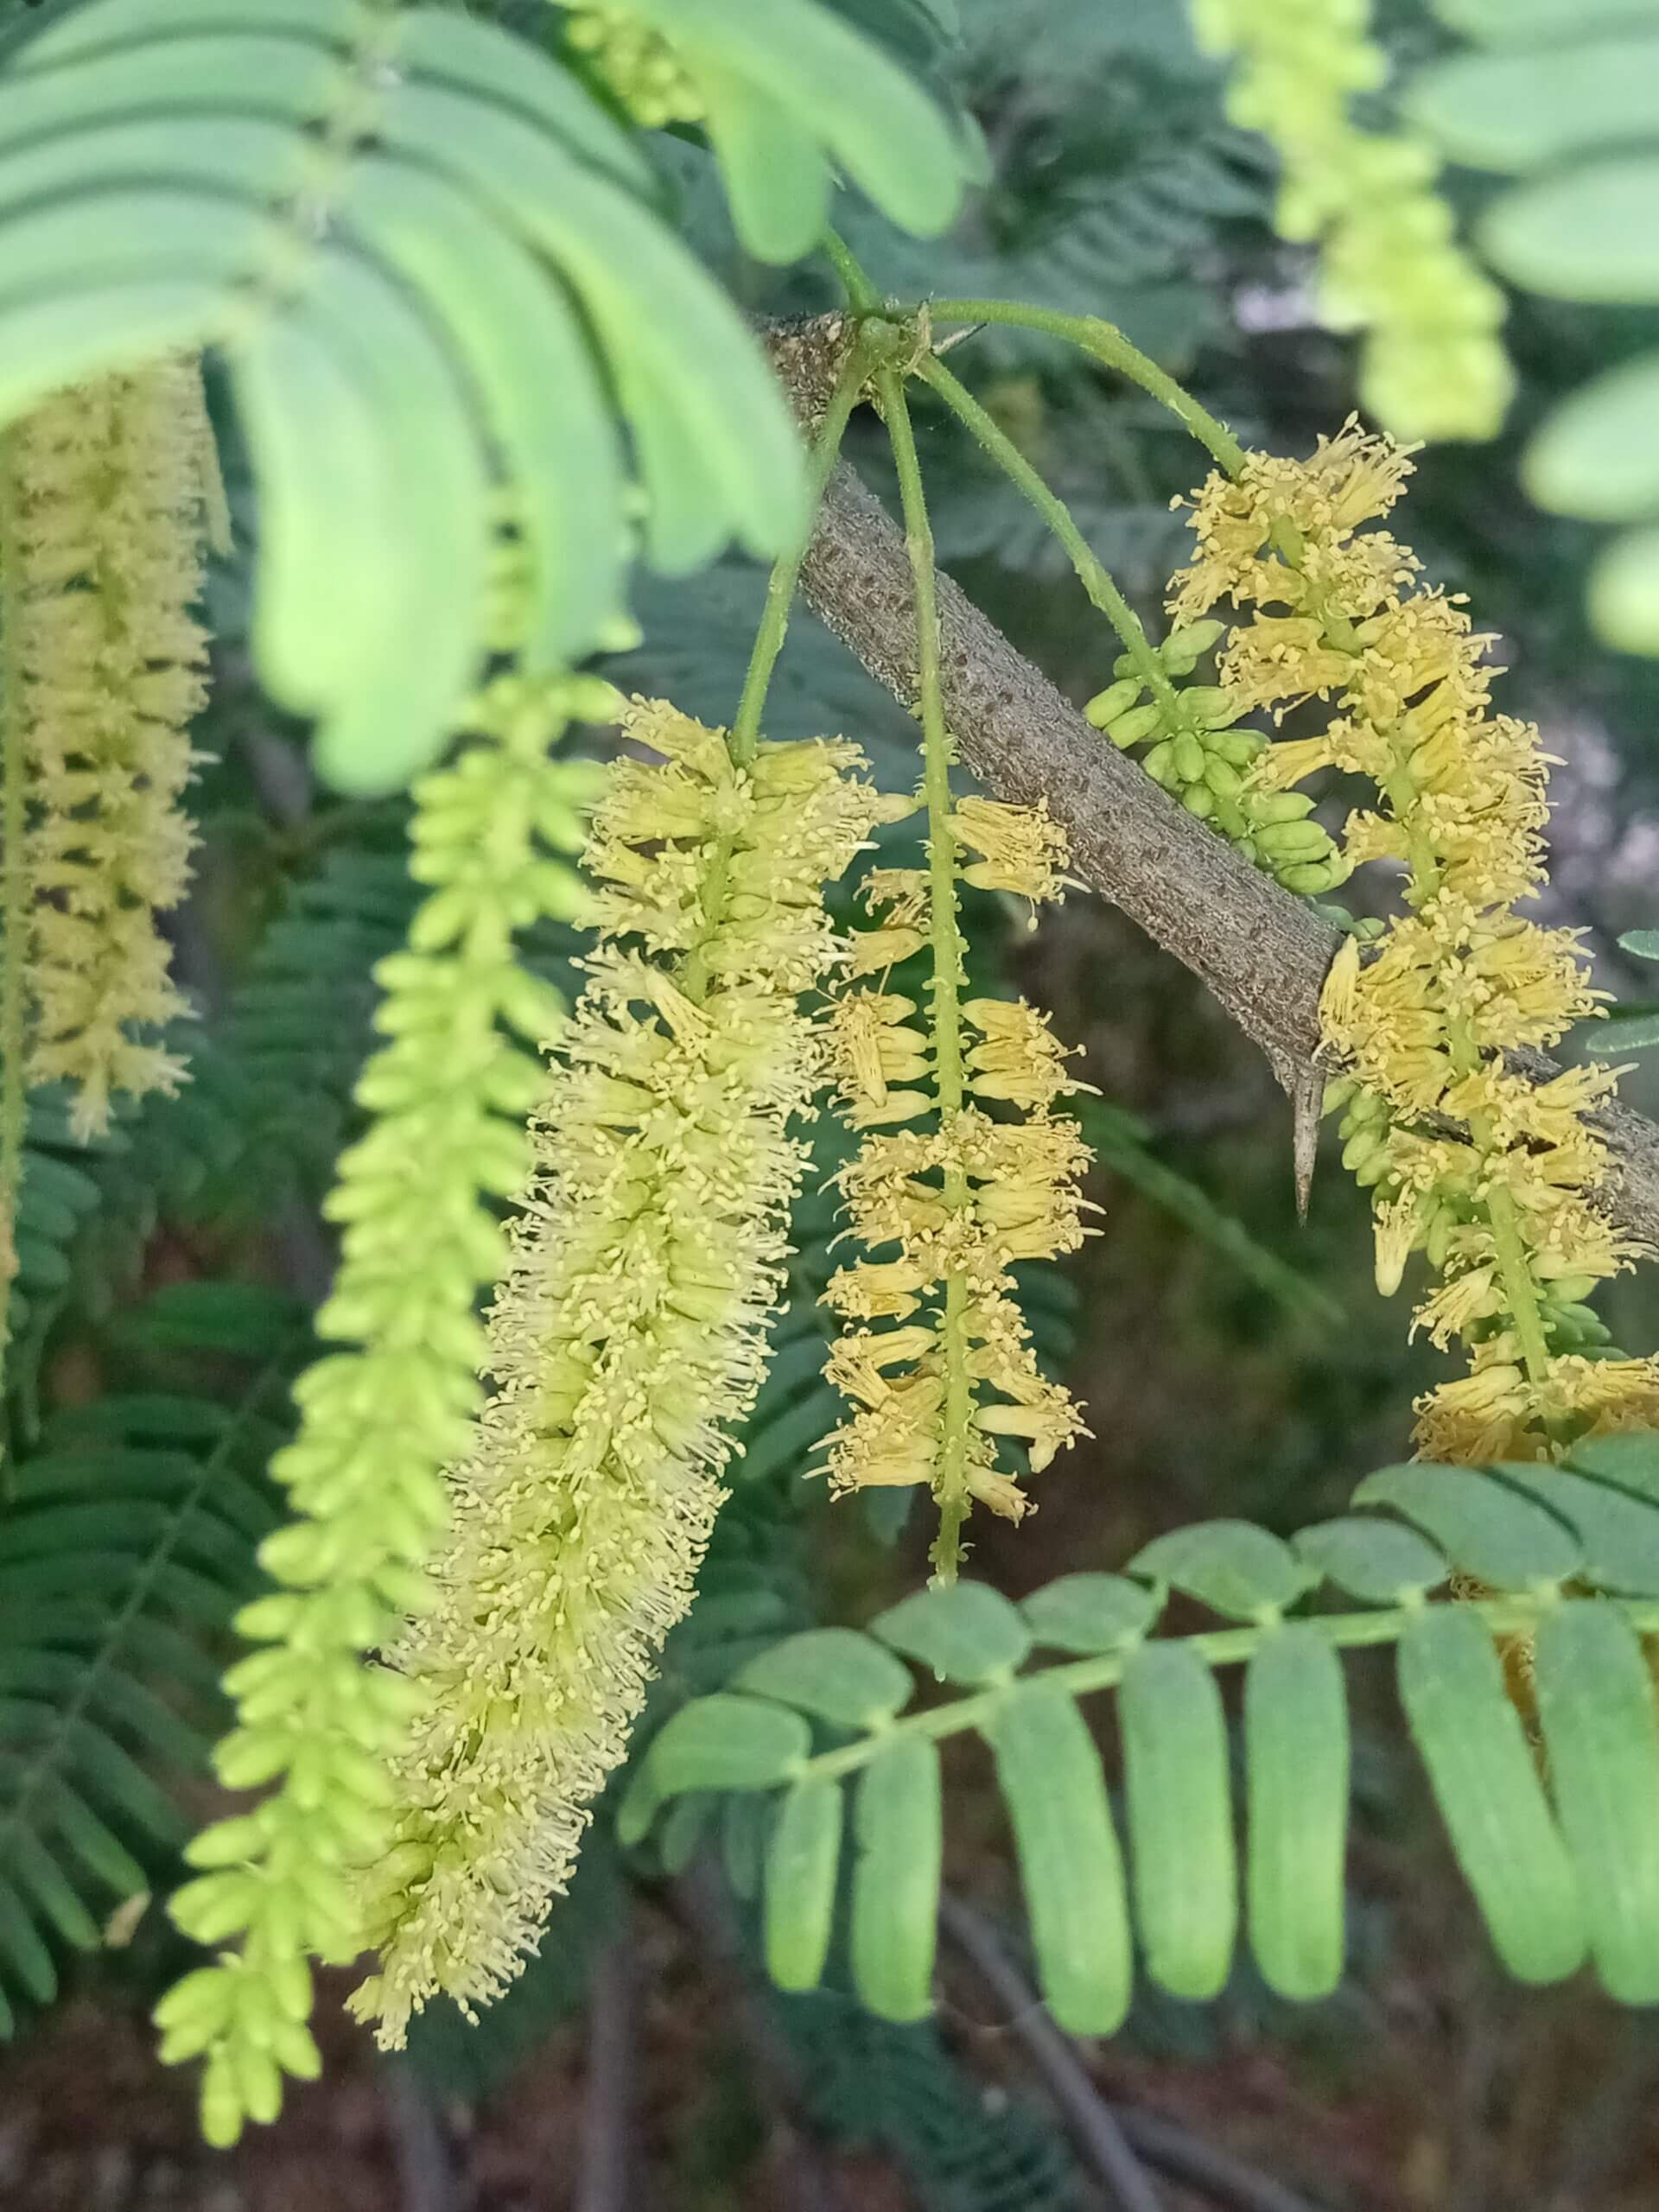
[1397,1609,1585,1983]
[1245,1627,1348,2001]
[736,1629,914,1729]
[1566,1431,1659,1497]
[1020,1573,1159,1655]
[983,1685,1130,2034]
[765,1779,844,1993]
[1131,1520,1314,1621]
[871,1583,1033,1683]
[1294,1516,1447,1604]
[852,1739,942,2023]
[1351,1465,1580,1592]
[1119,1643,1235,2002]
[1533,1604,1659,2001]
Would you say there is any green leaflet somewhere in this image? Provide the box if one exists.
[1293,1516,1447,1605]
[1351,1465,1580,1592]
[872,1582,1033,1682]
[1397,1608,1585,1983]
[983,1685,1130,2035]
[1407,37,1659,174]
[1533,1604,1659,2002]
[1623,931,1659,962]
[765,1779,843,1993]
[1131,1519,1315,1622]
[335,156,628,665]
[0,279,223,423]
[1481,156,1659,304]
[1490,1464,1659,1596]
[1020,1572,1158,1655]
[1430,0,1659,41]
[1589,524,1659,653]
[1244,1627,1347,2001]
[1523,355,1659,522]
[622,0,964,255]
[851,1739,942,2023]
[698,59,832,265]
[736,1628,914,1729]
[1120,1641,1236,2002]
[382,79,804,572]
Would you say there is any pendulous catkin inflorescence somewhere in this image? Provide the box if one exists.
[353,701,901,2044]
[3,360,224,1137]
[1171,421,1659,1461]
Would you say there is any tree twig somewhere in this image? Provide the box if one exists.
[938,1897,1166,2212]
[766,319,1659,1251]
[575,1932,640,2212]
[939,1897,1331,2212]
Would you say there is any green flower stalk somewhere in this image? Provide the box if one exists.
[5,360,223,1139]
[156,672,612,2146]
[353,699,899,2046]
[1192,0,1515,442]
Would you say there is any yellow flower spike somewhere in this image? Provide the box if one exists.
[1192,416,1659,1459]
[353,705,891,2044]
[4,361,223,1139]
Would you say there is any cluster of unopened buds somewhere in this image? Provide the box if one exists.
[1084,621,1351,898]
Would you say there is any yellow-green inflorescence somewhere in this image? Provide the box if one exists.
[349,700,899,2046]
[156,671,613,2145]
[820,794,1095,1578]
[1190,0,1514,443]
[3,359,225,1139]
[1172,419,1659,1463]
[563,5,703,126]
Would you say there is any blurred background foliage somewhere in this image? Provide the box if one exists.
[5,0,1659,2207]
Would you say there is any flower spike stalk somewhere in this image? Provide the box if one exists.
[1172,419,1659,1460]
[818,366,1091,1582]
